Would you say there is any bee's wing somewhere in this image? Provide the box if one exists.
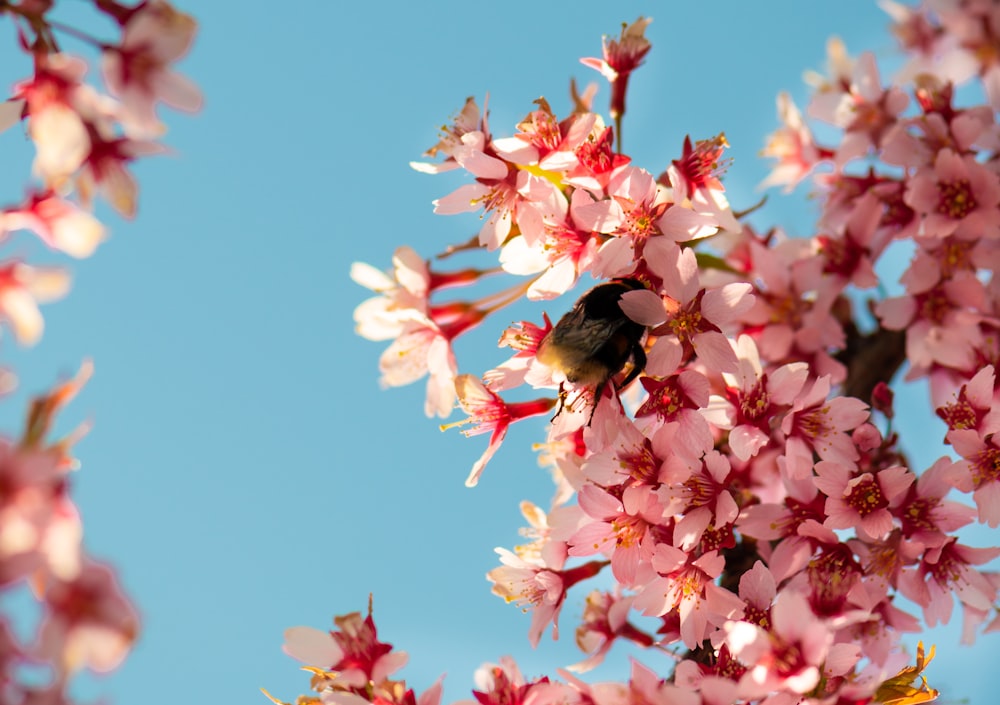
[547,304,631,358]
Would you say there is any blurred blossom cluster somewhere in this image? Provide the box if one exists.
[0,0,198,702]
[278,3,1000,705]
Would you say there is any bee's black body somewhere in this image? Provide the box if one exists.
[536,278,647,419]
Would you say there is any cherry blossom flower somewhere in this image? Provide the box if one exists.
[948,429,1000,527]
[580,18,652,125]
[707,334,809,461]
[898,537,1000,630]
[808,48,909,165]
[760,92,828,192]
[101,0,203,138]
[725,590,834,698]
[780,376,870,479]
[443,375,554,487]
[934,363,1000,436]
[814,461,914,541]
[36,560,138,676]
[666,133,740,233]
[567,590,652,673]
[487,550,605,647]
[14,54,98,190]
[2,192,106,259]
[904,148,1000,240]
[0,262,70,346]
[633,544,744,649]
[567,483,662,587]
[618,245,753,374]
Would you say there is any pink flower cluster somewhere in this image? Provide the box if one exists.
[0,1,199,702]
[286,5,1000,705]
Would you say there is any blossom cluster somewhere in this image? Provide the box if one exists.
[0,1,199,702]
[280,3,1000,705]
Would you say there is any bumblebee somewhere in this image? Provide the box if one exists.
[536,278,648,420]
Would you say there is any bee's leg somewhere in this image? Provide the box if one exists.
[587,381,608,426]
[551,382,568,421]
[616,344,647,390]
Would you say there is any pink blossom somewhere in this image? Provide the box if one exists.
[935,364,1000,436]
[488,549,605,648]
[567,591,652,673]
[0,262,70,346]
[568,483,662,587]
[898,538,1000,628]
[948,429,1000,527]
[760,92,826,192]
[904,148,1000,239]
[633,546,744,649]
[725,590,833,698]
[580,18,652,122]
[659,450,740,552]
[710,335,809,461]
[875,277,986,377]
[618,245,753,374]
[666,133,740,233]
[780,376,870,479]
[808,49,908,164]
[2,192,106,259]
[814,461,914,540]
[101,0,203,137]
[740,239,846,377]
[36,560,138,675]
[443,375,554,487]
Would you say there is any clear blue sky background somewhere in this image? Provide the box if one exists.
[0,1,993,703]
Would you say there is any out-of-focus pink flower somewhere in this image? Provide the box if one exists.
[101,0,202,138]
[36,560,139,676]
[760,92,827,192]
[904,148,1000,240]
[14,54,101,191]
[0,262,70,346]
[898,537,1000,629]
[725,589,835,698]
[2,192,106,259]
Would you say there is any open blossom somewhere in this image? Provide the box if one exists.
[488,550,606,648]
[14,54,98,190]
[904,148,1000,239]
[725,590,835,698]
[285,610,407,689]
[809,47,909,164]
[780,376,869,479]
[443,375,554,487]
[760,92,827,192]
[707,334,809,461]
[0,262,70,346]
[618,245,753,374]
[948,429,1000,527]
[898,538,1000,631]
[813,461,914,540]
[36,560,139,676]
[568,591,652,673]
[632,544,744,649]
[666,133,740,233]
[101,0,203,137]
[2,192,106,259]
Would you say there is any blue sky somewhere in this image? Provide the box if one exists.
[0,1,994,703]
